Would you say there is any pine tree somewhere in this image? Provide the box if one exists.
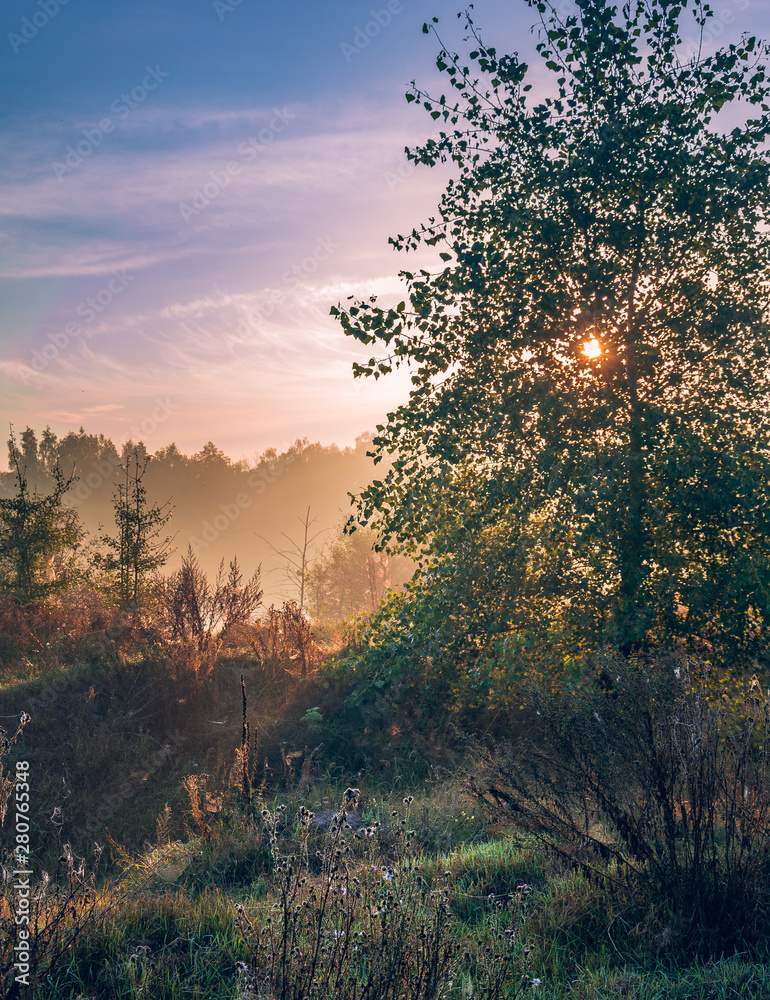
[0,428,79,602]
[102,450,174,606]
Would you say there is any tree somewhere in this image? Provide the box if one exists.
[193,440,231,472]
[58,426,119,476]
[39,426,59,474]
[0,429,80,602]
[7,427,43,483]
[101,450,174,606]
[306,523,414,620]
[332,0,770,664]
[260,507,327,610]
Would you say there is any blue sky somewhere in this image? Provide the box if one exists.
[1,0,768,464]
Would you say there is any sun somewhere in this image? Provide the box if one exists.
[582,337,601,359]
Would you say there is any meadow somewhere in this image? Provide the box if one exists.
[1,586,768,1000]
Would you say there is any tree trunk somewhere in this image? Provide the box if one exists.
[617,235,648,656]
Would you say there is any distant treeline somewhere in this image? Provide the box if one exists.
[1,426,414,610]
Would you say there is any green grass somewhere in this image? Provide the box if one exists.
[9,818,769,999]
[2,636,769,998]
[40,890,245,999]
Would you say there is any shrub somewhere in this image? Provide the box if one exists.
[0,588,163,674]
[249,602,321,678]
[467,654,770,957]
[0,712,28,827]
[0,840,164,998]
[153,547,262,683]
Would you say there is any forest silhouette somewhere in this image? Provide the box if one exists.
[1,425,413,608]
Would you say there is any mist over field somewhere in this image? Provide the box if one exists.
[0,425,415,608]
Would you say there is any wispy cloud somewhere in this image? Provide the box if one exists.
[2,267,414,455]
[0,100,448,283]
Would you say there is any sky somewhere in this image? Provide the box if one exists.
[1,0,768,467]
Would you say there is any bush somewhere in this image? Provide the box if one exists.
[248,602,321,678]
[467,654,770,957]
[153,547,262,683]
[0,588,162,674]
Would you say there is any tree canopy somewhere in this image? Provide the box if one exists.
[333,0,770,666]
[0,431,80,603]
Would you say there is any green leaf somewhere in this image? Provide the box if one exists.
[327,0,770,673]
